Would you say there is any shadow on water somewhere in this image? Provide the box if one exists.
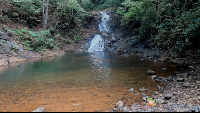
[0,52,178,112]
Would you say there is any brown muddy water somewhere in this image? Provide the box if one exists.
[0,52,178,112]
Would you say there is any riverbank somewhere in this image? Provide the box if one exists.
[104,48,200,112]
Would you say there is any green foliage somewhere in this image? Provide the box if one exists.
[54,0,91,30]
[2,25,14,34]
[116,0,200,54]
[14,29,23,36]
[18,28,60,52]
[74,35,82,42]
[9,0,42,18]
[12,45,19,51]
[76,0,125,11]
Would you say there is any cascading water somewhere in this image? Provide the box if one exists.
[99,12,110,32]
[88,35,104,52]
[88,11,110,52]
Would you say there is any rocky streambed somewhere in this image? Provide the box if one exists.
[106,67,200,112]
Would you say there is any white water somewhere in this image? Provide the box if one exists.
[88,11,110,52]
[99,11,110,32]
[88,35,104,52]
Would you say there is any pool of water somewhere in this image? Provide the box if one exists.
[0,52,177,112]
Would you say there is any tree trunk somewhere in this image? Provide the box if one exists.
[43,0,49,30]
[43,0,45,29]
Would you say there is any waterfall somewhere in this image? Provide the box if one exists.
[88,35,104,52]
[88,11,110,52]
[99,11,110,32]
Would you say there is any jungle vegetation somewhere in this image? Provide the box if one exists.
[0,0,199,56]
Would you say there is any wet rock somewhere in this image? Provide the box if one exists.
[164,94,172,100]
[182,82,190,87]
[116,100,123,109]
[32,107,45,112]
[155,91,159,95]
[177,78,184,82]
[147,70,156,75]
[150,75,157,80]
[128,88,134,93]
[143,97,147,101]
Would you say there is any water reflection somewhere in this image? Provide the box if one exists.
[89,52,111,86]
